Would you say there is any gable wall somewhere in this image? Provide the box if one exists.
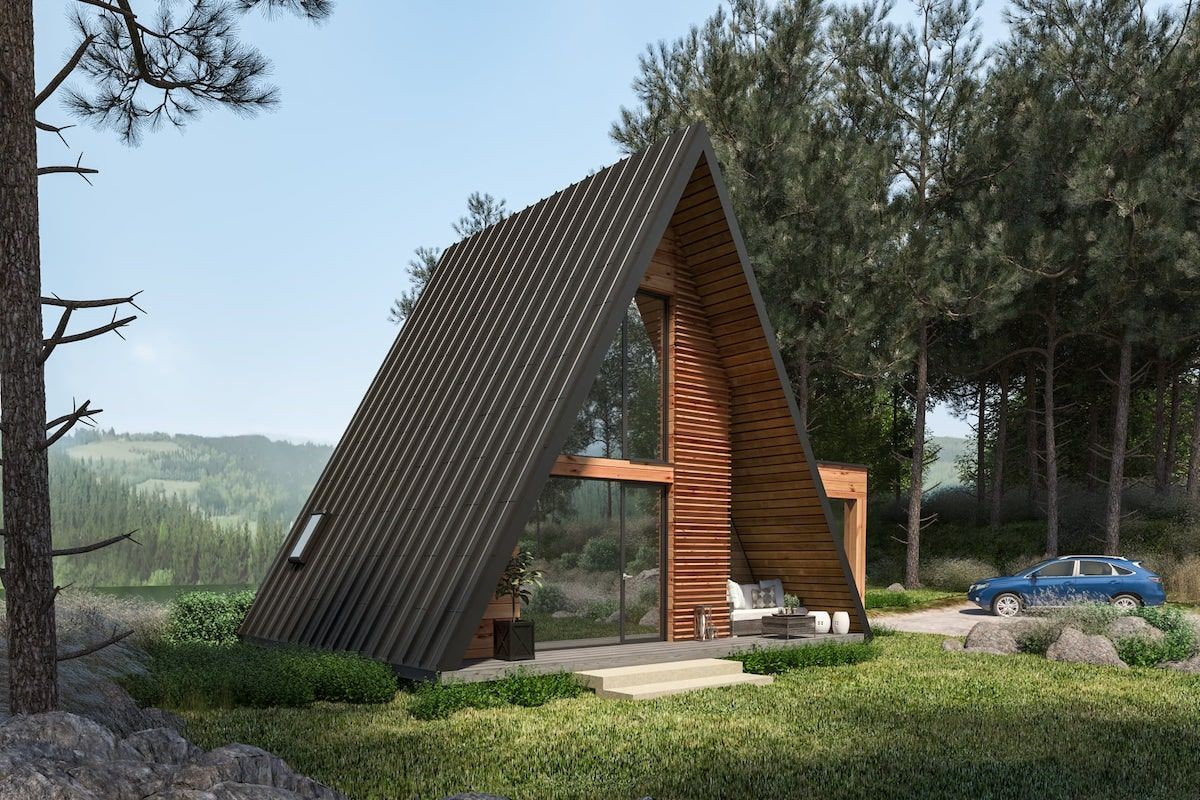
[671,158,864,631]
[645,225,734,640]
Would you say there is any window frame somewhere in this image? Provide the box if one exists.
[288,512,327,565]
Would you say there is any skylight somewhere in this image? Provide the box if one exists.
[288,513,325,565]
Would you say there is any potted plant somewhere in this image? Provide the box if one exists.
[493,548,543,661]
[783,594,807,616]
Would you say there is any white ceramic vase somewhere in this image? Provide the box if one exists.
[810,611,831,634]
[831,611,850,635]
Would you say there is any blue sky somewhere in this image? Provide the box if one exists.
[35,1,1009,444]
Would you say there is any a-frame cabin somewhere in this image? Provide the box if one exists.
[240,125,870,678]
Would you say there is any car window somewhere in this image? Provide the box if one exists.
[1079,560,1113,576]
[1113,565,1134,576]
[1034,561,1075,577]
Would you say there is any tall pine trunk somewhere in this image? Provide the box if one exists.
[1151,360,1168,494]
[1163,376,1182,492]
[989,368,1009,533]
[1188,375,1200,500]
[1043,302,1060,557]
[1,3,60,713]
[1025,359,1040,509]
[975,380,986,525]
[904,322,928,589]
[795,340,810,434]
[1103,336,1133,555]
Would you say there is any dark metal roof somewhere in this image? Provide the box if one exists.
[241,125,707,673]
[241,122,870,674]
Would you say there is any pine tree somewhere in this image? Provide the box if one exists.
[1,0,331,714]
[389,192,508,324]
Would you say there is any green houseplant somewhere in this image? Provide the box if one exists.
[493,549,543,661]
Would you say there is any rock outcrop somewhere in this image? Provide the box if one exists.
[963,622,1020,655]
[1045,627,1128,668]
[0,712,345,800]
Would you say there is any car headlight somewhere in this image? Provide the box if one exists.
[971,582,988,592]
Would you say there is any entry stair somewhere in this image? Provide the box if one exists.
[574,657,772,700]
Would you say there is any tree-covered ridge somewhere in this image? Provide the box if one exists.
[62,429,332,527]
[45,454,284,587]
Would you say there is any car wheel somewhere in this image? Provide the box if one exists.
[1110,594,1142,613]
[992,593,1022,618]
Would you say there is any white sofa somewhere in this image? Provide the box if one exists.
[727,578,786,635]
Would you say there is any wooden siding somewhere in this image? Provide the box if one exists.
[817,462,868,602]
[464,596,519,660]
[646,226,734,640]
[670,157,865,632]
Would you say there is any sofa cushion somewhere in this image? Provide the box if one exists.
[731,607,783,622]
[727,580,747,610]
[738,583,758,610]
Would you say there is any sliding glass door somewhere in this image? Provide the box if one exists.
[525,477,664,648]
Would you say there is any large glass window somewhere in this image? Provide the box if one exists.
[565,293,667,462]
[522,477,664,647]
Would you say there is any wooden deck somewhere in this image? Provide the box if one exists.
[441,632,866,682]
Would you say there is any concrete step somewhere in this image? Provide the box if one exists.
[595,671,774,700]
[575,658,745,691]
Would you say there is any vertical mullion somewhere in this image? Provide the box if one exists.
[618,482,627,643]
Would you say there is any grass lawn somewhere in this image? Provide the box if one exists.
[181,634,1200,800]
[865,586,961,613]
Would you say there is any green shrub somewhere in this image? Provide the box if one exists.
[1012,622,1060,655]
[920,557,996,592]
[870,623,898,637]
[1115,606,1197,667]
[124,642,397,710]
[865,589,917,609]
[408,670,585,720]
[530,584,570,614]
[579,535,619,572]
[558,552,579,570]
[162,590,256,645]
[726,643,876,675]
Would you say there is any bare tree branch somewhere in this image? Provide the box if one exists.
[57,629,134,662]
[51,529,139,558]
[38,153,98,185]
[35,120,76,147]
[35,34,97,107]
[45,399,103,449]
[42,308,136,358]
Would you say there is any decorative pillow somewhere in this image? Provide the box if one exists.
[739,583,759,610]
[759,578,785,608]
[751,586,777,609]
[727,579,747,610]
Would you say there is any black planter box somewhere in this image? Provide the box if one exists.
[493,619,535,661]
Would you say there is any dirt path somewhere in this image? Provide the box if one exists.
[871,602,1009,636]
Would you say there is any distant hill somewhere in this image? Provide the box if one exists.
[60,430,333,530]
[926,435,970,489]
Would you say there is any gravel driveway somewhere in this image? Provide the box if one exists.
[872,602,1008,636]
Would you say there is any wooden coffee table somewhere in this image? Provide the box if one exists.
[761,613,817,639]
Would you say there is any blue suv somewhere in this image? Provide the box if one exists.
[967,556,1166,617]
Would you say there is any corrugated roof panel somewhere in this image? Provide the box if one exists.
[241,126,705,672]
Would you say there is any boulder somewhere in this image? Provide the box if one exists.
[639,607,659,627]
[602,610,621,624]
[549,611,578,619]
[941,639,964,652]
[1106,616,1165,645]
[0,714,346,800]
[1160,653,1200,673]
[0,712,118,763]
[121,727,202,764]
[1046,627,1127,668]
[963,622,1019,655]
[886,583,905,593]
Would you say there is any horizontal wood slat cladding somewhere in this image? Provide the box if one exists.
[465,597,518,659]
[670,157,864,633]
[645,225,733,641]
